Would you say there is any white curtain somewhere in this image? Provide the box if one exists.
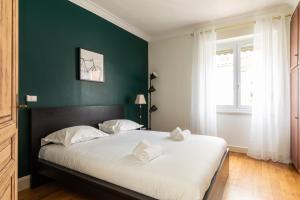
[247,16,290,163]
[190,30,217,136]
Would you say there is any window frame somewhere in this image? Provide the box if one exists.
[216,37,253,114]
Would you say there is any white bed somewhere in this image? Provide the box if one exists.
[39,130,227,200]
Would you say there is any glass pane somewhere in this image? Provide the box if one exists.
[240,44,254,106]
[215,50,234,105]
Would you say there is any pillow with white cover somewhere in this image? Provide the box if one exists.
[98,119,143,134]
[41,126,109,147]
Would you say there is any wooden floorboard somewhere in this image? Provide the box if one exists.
[19,152,300,200]
[222,152,300,200]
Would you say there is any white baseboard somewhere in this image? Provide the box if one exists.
[228,145,248,154]
[18,175,31,191]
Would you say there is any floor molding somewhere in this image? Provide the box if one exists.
[18,175,31,191]
[228,145,248,154]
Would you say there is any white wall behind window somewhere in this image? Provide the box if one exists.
[149,35,193,131]
[217,113,250,148]
[149,33,251,150]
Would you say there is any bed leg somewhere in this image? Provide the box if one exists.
[30,166,52,188]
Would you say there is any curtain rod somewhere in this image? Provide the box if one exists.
[190,14,291,36]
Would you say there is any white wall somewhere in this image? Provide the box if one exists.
[149,34,251,150]
[217,113,250,149]
[149,35,193,131]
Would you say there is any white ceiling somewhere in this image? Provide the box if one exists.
[88,0,298,39]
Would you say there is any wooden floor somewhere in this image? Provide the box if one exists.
[222,153,300,200]
[19,152,300,200]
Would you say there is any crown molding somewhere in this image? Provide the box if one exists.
[68,0,151,42]
[151,4,293,41]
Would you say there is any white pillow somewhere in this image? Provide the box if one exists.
[41,126,109,147]
[98,119,143,134]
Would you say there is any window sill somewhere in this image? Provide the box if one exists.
[217,107,252,115]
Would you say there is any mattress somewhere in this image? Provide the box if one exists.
[39,130,227,200]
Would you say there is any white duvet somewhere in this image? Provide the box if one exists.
[39,130,227,200]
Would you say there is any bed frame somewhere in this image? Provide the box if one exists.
[30,105,229,200]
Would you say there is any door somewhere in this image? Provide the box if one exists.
[291,68,299,169]
[291,7,298,69]
[0,0,18,199]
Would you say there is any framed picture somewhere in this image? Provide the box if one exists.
[80,48,104,82]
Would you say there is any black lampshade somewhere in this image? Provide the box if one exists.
[148,86,156,93]
[150,72,158,80]
[150,105,158,113]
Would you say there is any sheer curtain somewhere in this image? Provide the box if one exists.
[190,30,217,136]
[247,16,290,163]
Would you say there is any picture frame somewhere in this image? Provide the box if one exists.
[80,48,104,82]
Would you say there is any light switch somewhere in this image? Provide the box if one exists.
[26,95,37,102]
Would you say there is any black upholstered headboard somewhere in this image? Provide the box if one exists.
[30,105,123,183]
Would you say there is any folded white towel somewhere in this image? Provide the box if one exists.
[170,127,182,138]
[137,145,162,162]
[133,140,162,162]
[174,129,191,141]
[132,140,151,156]
[170,127,191,141]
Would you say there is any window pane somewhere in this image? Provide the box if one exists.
[215,50,234,105]
[240,44,254,106]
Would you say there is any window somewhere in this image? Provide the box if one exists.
[215,38,254,113]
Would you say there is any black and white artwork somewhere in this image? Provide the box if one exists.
[80,48,104,82]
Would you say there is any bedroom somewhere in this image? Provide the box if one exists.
[1,0,300,199]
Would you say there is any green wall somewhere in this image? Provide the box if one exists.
[19,0,148,177]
